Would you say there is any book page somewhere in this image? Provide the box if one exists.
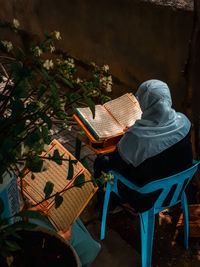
[48,170,97,232]
[20,140,97,232]
[76,105,123,139]
[22,140,83,207]
[104,93,142,129]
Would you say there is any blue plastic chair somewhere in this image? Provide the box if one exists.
[100,160,200,267]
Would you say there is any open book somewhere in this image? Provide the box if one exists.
[20,139,97,232]
[75,93,142,140]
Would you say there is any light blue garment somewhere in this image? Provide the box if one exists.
[118,79,191,167]
[30,217,101,266]
[70,218,101,266]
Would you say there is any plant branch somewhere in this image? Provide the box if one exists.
[31,180,95,207]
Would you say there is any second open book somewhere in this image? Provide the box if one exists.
[75,93,142,140]
[19,140,97,232]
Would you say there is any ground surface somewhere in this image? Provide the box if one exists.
[54,125,200,267]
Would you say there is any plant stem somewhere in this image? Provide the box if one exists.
[31,180,95,207]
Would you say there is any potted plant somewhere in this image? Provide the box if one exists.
[0,18,112,266]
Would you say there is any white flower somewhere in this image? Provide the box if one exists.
[13,18,20,29]
[50,45,55,53]
[1,40,13,52]
[107,75,112,83]
[101,171,114,182]
[100,76,106,83]
[34,46,42,57]
[100,75,112,92]
[49,129,58,135]
[91,90,99,97]
[106,75,112,92]
[103,64,109,72]
[56,58,62,65]
[90,62,96,67]
[76,77,81,84]
[60,103,65,111]
[64,58,75,68]
[38,101,45,109]
[43,59,54,70]
[106,84,112,92]
[63,123,72,131]
[54,31,61,40]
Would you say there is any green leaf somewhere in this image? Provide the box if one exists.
[13,85,29,98]
[65,88,71,101]
[91,176,98,187]
[38,68,49,79]
[70,92,81,101]
[26,102,38,112]
[37,84,47,97]
[52,149,63,165]
[24,129,42,150]
[101,94,111,103]
[27,158,44,173]
[55,193,63,209]
[71,159,78,165]
[40,114,52,129]
[5,240,21,252]
[80,157,89,169]
[55,111,67,119]
[14,210,48,223]
[0,198,4,214]
[84,95,95,119]
[44,181,54,199]
[59,76,74,88]
[41,126,48,138]
[17,47,25,60]
[67,156,74,180]
[78,130,85,135]
[13,120,26,136]
[74,173,85,188]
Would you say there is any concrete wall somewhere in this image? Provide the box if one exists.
[0,0,194,111]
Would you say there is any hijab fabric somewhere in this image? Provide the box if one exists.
[118,80,191,167]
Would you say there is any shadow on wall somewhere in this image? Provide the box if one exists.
[0,0,195,110]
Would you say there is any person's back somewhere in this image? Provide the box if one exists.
[118,130,193,187]
[94,79,193,212]
[117,131,193,212]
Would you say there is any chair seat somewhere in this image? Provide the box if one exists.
[100,160,199,267]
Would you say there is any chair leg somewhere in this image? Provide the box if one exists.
[100,182,112,240]
[181,192,189,249]
[140,209,155,267]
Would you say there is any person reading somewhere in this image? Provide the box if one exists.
[94,79,193,212]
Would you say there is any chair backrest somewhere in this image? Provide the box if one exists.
[110,160,200,212]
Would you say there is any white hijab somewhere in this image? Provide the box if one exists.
[118,80,191,167]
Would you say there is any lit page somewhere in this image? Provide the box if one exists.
[22,140,83,206]
[104,93,142,129]
[76,105,123,139]
[48,170,96,232]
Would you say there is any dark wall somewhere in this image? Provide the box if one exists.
[0,0,194,111]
